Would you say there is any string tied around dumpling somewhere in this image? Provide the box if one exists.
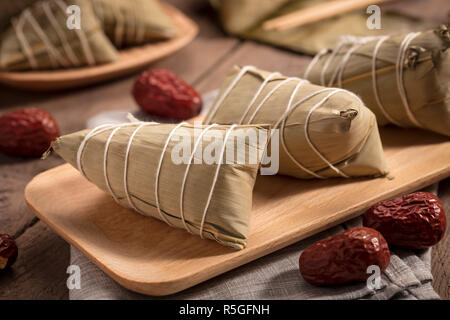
[11,0,96,69]
[304,32,424,129]
[77,116,241,239]
[204,66,360,178]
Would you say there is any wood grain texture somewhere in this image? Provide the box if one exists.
[0,222,70,300]
[0,3,198,91]
[25,127,450,295]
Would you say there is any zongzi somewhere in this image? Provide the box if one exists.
[0,0,118,71]
[51,121,270,250]
[212,0,434,55]
[204,65,389,179]
[91,0,177,48]
[303,25,450,137]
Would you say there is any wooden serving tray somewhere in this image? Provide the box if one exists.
[25,127,450,296]
[0,4,198,91]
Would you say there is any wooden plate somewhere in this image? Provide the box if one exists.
[0,4,198,91]
[25,127,450,296]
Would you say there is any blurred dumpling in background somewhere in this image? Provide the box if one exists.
[91,0,177,48]
[0,0,118,71]
[211,0,436,55]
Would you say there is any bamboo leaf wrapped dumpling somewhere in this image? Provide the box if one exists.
[303,25,450,137]
[211,0,434,55]
[51,122,270,250]
[91,0,177,48]
[204,66,389,179]
[0,0,118,71]
[210,0,290,35]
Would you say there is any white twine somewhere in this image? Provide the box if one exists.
[371,35,402,126]
[42,0,79,66]
[277,80,325,179]
[335,43,362,87]
[155,122,188,227]
[24,8,69,68]
[303,89,352,178]
[303,48,328,80]
[123,123,159,214]
[246,78,297,124]
[11,16,38,69]
[199,124,237,238]
[204,66,256,125]
[179,124,218,234]
[396,32,422,128]
[77,123,120,177]
[103,123,145,203]
[319,41,347,86]
[55,0,96,66]
[77,120,244,238]
[276,87,354,179]
[238,72,281,124]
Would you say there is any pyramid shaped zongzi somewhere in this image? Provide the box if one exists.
[0,0,118,71]
[204,66,389,179]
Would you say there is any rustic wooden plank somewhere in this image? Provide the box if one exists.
[383,0,450,23]
[432,179,450,300]
[0,221,70,300]
[194,38,450,299]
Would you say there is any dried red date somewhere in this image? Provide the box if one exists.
[132,68,202,120]
[364,192,447,249]
[0,107,60,157]
[0,234,18,271]
[299,227,390,286]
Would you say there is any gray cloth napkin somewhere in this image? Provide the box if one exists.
[69,183,440,300]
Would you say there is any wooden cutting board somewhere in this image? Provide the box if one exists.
[0,3,198,91]
[25,127,450,296]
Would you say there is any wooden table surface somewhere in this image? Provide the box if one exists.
[0,0,448,299]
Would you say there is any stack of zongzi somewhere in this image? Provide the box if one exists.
[303,25,450,137]
[203,65,389,179]
[51,122,270,250]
